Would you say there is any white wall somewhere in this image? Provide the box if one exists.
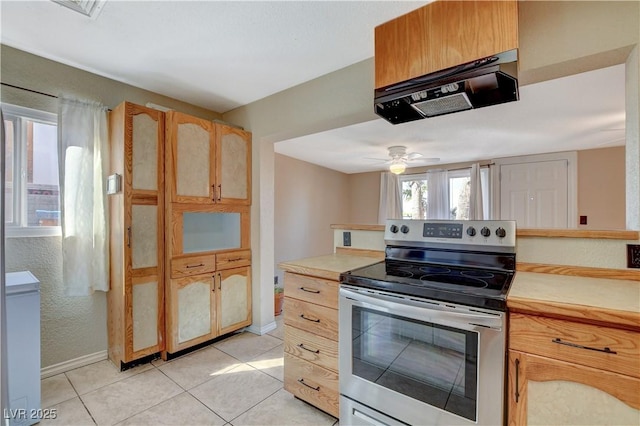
[274,154,350,285]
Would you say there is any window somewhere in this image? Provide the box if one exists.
[400,169,490,220]
[3,104,60,236]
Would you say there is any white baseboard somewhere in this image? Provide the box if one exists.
[246,321,277,336]
[41,350,108,379]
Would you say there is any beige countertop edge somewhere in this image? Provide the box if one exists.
[508,272,640,330]
[278,253,382,281]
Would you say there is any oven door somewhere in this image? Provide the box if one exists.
[339,285,506,426]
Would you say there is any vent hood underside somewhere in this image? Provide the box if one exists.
[375,50,519,125]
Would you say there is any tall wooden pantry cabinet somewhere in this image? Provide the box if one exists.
[107,102,253,367]
[164,110,252,356]
[107,102,165,368]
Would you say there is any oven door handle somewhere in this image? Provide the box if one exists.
[340,287,503,330]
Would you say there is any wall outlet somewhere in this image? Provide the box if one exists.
[627,245,640,268]
[343,231,352,247]
[579,215,587,225]
[274,276,279,285]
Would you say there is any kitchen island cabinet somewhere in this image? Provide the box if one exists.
[278,253,383,418]
[507,272,640,425]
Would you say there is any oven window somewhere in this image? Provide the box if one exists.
[352,306,478,421]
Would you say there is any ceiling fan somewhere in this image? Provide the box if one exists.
[369,145,439,174]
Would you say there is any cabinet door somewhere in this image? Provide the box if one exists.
[167,111,216,204]
[216,266,251,335]
[508,351,640,426]
[215,123,251,205]
[168,275,217,353]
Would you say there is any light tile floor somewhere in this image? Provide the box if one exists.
[40,316,339,426]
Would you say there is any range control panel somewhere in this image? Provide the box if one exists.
[385,219,516,250]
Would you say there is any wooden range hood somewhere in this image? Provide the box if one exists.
[374,0,520,124]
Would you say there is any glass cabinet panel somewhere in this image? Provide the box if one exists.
[220,131,248,200]
[132,280,158,352]
[183,212,240,253]
[176,123,210,197]
[131,205,158,269]
[177,278,212,343]
[220,270,249,330]
[131,113,158,191]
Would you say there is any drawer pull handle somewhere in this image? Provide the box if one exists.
[186,263,205,268]
[552,338,618,354]
[228,257,243,262]
[299,287,320,294]
[298,343,320,354]
[300,314,320,323]
[297,378,320,391]
[514,358,520,403]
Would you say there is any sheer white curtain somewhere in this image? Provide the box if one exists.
[427,170,449,219]
[378,172,402,224]
[58,97,109,296]
[469,163,484,220]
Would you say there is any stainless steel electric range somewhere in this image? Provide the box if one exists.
[339,219,516,426]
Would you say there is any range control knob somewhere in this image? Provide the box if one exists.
[495,227,507,238]
[400,225,410,234]
[466,226,476,237]
[390,225,399,234]
[480,227,491,237]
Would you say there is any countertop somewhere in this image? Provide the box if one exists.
[508,271,640,330]
[278,253,382,281]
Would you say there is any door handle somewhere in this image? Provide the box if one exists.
[218,184,221,202]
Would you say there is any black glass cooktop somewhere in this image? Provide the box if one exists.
[340,259,515,311]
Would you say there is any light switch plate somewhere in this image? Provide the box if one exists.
[343,231,351,247]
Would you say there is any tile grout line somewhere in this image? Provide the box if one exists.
[63,372,98,426]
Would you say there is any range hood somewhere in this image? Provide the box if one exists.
[374,49,519,125]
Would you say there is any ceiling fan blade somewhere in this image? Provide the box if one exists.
[363,157,391,162]
[406,152,423,160]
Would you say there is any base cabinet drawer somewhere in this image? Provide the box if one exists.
[283,298,338,341]
[284,353,339,417]
[284,325,338,373]
[284,272,338,309]
[510,313,640,378]
[171,254,216,278]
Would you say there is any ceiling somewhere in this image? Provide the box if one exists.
[1,1,626,175]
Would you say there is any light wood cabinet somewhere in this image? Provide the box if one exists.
[107,103,252,363]
[374,0,519,89]
[107,102,165,368]
[283,272,340,417]
[217,266,252,335]
[508,312,640,425]
[163,109,252,357]
[216,123,251,205]
[166,111,251,205]
[166,257,252,354]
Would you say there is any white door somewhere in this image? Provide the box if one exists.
[499,160,569,228]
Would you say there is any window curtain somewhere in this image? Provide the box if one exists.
[378,172,402,224]
[469,163,484,220]
[58,97,109,296]
[426,170,449,219]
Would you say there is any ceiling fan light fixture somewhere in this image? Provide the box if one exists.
[389,159,406,175]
